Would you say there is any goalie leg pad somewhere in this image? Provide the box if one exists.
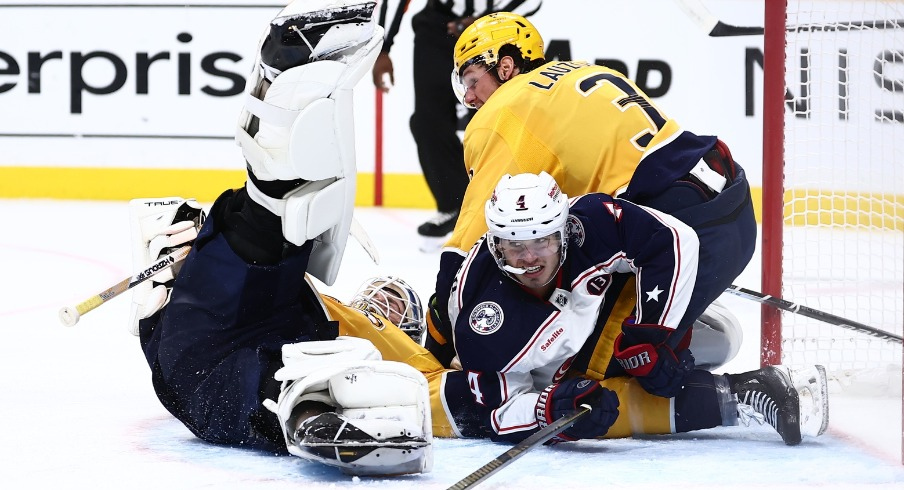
[265,357,432,476]
[689,299,743,370]
[235,0,384,286]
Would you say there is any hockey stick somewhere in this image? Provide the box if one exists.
[58,245,192,327]
[724,285,903,344]
[674,0,764,37]
[446,405,592,490]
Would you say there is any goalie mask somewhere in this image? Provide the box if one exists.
[350,276,427,346]
[485,172,569,288]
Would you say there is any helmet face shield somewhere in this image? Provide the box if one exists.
[484,172,570,287]
[451,59,496,109]
[493,232,563,261]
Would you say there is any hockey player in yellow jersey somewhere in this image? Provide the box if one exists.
[427,12,758,387]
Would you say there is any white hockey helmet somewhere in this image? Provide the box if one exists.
[350,276,427,346]
[485,172,569,281]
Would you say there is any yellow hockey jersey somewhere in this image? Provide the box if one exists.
[448,60,684,254]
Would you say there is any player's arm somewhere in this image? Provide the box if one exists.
[577,195,701,397]
[440,367,619,444]
[371,0,408,90]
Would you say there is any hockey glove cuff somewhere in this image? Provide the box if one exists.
[613,327,695,398]
[536,378,619,442]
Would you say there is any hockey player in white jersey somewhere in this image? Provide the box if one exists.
[431,171,829,446]
[128,0,434,476]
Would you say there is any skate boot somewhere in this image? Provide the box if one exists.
[418,210,459,252]
[727,366,802,445]
[293,412,430,476]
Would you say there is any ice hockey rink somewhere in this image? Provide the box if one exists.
[2,199,902,489]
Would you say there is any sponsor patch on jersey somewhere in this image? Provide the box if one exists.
[566,215,585,247]
[469,302,504,335]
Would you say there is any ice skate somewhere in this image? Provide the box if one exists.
[293,412,430,476]
[418,210,458,252]
[728,366,802,445]
[784,364,830,437]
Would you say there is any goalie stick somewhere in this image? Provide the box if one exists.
[446,405,592,490]
[677,0,902,38]
[725,285,903,344]
[674,0,764,36]
[58,245,192,327]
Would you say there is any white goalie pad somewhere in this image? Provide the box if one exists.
[263,339,432,476]
[690,299,743,370]
[235,0,384,286]
[274,336,382,382]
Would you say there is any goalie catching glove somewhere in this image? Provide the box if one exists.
[128,197,206,335]
[263,337,433,476]
[536,378,619,443]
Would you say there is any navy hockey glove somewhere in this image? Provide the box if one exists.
[613,321,695,398]
[536,378,619,442]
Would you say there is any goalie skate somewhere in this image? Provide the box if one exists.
[294,412,430,476]
[784,364,830,438]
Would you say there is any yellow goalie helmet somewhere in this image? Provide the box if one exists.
[452,11,544,76]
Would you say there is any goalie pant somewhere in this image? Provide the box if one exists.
[139,188,338,453]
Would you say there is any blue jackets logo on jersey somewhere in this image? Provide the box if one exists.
[566,215,585,247]
[469,302,504,335]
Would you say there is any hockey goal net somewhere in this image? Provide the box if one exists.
[762,0,903,460]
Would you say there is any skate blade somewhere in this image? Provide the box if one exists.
[788,365,830,437]
[418,235,448,253]
[300,437,430,449]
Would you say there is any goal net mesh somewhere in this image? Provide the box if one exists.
[776,0,903,387]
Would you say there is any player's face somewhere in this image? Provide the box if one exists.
[371,289,406,326]
[497,235,562,289]
[460,63,500,110]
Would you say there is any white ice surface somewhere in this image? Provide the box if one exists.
[2,199,902,489]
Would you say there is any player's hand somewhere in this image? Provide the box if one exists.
[447,16,476,37]
[536,378,619,442]
[613,322,695,398]
[371,52,394,92]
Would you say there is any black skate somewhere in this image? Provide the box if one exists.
[291,412,430,476]
[418,210,459,252]
[417,210,459,237]
[728,366,802,445]
[295,412,428,457]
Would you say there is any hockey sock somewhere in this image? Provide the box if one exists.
[672,370,724,433]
